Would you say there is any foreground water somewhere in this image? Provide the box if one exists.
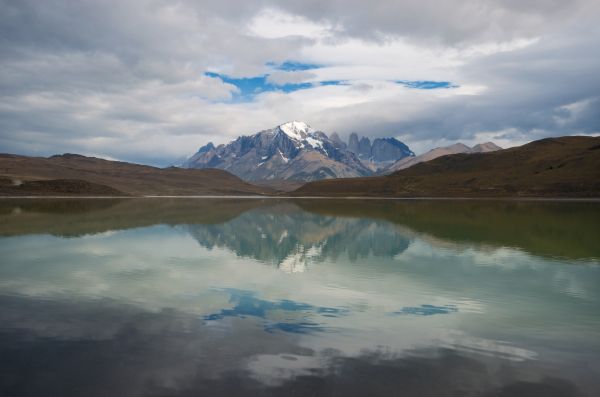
[0,198,599,396]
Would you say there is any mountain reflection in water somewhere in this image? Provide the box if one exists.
[0,198,599,396]
[186,203,410,272]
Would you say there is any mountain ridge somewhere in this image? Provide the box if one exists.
[184,122,414,181]
[2,135,595,198]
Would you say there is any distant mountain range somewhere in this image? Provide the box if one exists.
[384,142,502,173]
[346,132,415,171]
[1,135,597,198]
[184,121,414,182]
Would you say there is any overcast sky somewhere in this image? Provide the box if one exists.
[1,0,599,165]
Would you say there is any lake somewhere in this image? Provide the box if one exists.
[0,198,599,396]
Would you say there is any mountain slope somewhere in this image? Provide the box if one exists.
[385,142,501,173]
[347,133,415,171]
[471,142,502,153]
[0,154,272,196]
[184,122,414,181]
[185,121,371,182]
[293,136,600,197]
[0,177,128,196]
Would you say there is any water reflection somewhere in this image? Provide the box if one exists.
[393,304,459,316]
[186,203,410,271]
[1,198,598,260]
[0,293,588,397]
[203,288,349,334]
[0,198,599,396]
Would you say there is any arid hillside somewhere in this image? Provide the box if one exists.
[293,136,600,197]
[0,154,272,196]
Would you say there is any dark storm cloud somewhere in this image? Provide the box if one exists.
[273,0,587,44]
[310,17,600,145]
[431,26,599,141]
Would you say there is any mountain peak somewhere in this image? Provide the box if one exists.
[197,142,215,154]
[185,122,414,182]
[471,142,503,153]
[278,121,314,140]
[445,143,471,151]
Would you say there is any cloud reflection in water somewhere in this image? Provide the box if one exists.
[203,288,348,334]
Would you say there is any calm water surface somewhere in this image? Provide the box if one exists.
[0,198,599,396]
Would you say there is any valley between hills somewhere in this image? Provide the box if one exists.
[1,122,599,198]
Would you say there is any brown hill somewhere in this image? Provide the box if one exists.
[0,177,127,196]
[384,142,501,173]
[0,154,272,196]
[293,136,600,198]
[253,179,305,192]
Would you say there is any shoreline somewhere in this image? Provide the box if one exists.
[1,195,599,202]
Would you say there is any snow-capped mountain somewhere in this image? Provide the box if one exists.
[183,122,414,182]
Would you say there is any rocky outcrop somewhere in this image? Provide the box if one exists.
[345,134,414,171]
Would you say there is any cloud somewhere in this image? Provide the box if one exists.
[270,0,591,45]
[266,70,317,85]
[0,0,598,165]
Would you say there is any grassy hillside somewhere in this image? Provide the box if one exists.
[293,136,600,197]
[0,154,272,196]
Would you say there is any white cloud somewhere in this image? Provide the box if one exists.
[247,8,336,40]
[266,70,317,85]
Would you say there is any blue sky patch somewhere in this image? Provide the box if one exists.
[205,71,313,100]
[319,80,346,87]
[397,80,458,89]
[268,61,322,71]
[206,68,455,102]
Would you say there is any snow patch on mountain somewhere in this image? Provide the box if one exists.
[306,137,323,149]
[278,149,289,163]
[279,121,314,140]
